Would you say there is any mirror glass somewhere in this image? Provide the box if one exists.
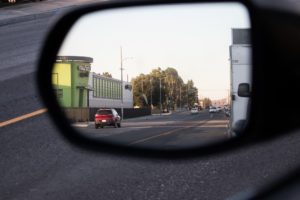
[53,3,251,149]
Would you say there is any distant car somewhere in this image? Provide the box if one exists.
[216,106,223,112]
[162,108,169,113]
[225,109,231,117]
[94,108,121,128]
[209,106,217,113]
[191,107,199,114]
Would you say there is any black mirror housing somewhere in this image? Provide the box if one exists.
[37,0,300,159]
[36,0,256,159]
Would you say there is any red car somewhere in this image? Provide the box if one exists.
[94,108,121,129]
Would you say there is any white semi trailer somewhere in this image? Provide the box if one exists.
[229,28,251,136]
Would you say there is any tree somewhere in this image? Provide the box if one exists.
[131,67,199,110]
[202,98,212,108]
[185,80,198,108]
[102,72,112,78]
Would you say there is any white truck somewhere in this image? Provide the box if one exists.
[229,28,251,136]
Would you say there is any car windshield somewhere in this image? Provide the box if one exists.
[97,110,112,115]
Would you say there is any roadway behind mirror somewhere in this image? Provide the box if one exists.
[52,3,251,150]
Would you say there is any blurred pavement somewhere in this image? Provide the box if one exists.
[0,0,101,26]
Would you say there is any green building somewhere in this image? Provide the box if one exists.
[52,56,93,108]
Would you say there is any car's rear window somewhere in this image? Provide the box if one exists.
[97,110,112,115]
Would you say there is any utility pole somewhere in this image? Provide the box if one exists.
[120,46,124,120]
[119,47,133,119]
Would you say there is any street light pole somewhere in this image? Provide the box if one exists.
[187,84,189,110]
[141,80,143,94]
[159,78,162,115]
[150,78,152,110]
[180,87,181,110]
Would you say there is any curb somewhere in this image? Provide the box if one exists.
[71,123,89,128]
[152,112,172,116]
[71,110,186,125]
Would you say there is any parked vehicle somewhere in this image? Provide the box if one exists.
[190,107,198,114]
[94,108,121,128]
[162,108,169,113]
[224,106,231,117]
[209,106,217,113]
[229,29,251,136]
[216,106,222,112]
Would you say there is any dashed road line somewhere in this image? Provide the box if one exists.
[129,120,209,145]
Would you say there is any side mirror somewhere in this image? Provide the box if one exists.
[238,83,251,97]
[36,0,257,159]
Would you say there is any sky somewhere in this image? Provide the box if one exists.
[58,3,250,100]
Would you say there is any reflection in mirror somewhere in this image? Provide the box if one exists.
[52,3,251,149]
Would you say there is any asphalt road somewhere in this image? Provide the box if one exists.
[77,110,229,149]
[1,13,300,200]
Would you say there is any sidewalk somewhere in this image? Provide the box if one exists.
[0,0,101,26]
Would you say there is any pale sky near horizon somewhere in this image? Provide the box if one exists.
[58,3,250,100]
